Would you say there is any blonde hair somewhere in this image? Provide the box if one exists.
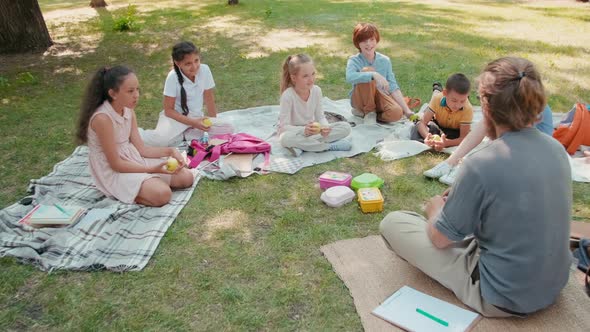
[280,54,313,94]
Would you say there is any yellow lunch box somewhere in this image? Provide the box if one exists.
[357,187,384,213]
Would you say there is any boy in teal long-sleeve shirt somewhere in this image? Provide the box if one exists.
[346,23,413,123]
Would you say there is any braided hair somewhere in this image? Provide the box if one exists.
[172,41,199,115]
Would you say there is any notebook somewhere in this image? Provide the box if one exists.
[19,204,87,227]
[372,286,481,332]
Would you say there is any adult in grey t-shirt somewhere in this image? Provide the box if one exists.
[380,57,572,317]
[436,127,571,313]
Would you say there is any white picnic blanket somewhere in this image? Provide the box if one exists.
[209,98,415,176]
[571,155,590,182]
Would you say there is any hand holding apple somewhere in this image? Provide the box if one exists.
[170,149,186,168]
[424,133,435,147]
[305,122,321,136]
[165,157,179,172]
[311,122,321,134]
[432,134,447,152]
[202,118,213,128]
[191,118,210,131]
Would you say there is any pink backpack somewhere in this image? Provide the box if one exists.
[187,133,271,169]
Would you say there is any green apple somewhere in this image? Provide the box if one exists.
[313,122,322,134]
[409,114,420,122]
[431,134,442,142]
[202,118,213,127]
[166,157,179,172]
[310,122,321,134]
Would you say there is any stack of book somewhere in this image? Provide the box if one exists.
[19,204,87,228]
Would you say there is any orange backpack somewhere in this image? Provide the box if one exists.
[553,103,590,155]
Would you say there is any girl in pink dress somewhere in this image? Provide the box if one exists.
[76,66,194,206]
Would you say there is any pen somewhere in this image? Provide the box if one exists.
[416,308,449,327]
[53,203,70,217]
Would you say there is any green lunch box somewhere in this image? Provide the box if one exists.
[351,173,384,191]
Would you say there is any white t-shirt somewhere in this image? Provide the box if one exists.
[278,85,328,134]
[163,64,215,117]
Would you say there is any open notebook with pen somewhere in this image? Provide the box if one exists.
[372,286,481,332]
[19,204,87,228]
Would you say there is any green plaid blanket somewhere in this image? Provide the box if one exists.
[0,146,200,272]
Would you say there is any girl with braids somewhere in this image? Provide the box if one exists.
[278,54,352,157]
[78,65,194,207]
[141,41,233,147]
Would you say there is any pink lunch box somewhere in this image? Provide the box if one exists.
[319,171,353,190]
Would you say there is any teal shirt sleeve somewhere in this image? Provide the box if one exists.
[346,55,373,84]
[379,55,400,93]
[535,105,553,136]
[385,65,400,93]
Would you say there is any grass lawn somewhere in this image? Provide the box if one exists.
[1,0,589,330]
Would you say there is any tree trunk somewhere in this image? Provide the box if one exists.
[90,0,108,8]
[0,0,53,54]
[228,0,239,5]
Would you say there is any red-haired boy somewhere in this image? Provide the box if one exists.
[345,23,414,123]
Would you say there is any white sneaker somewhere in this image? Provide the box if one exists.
[351,108,365,118]
[328,139,352,151]
[364,112,377,125]
[423,161,452,179]
[439,165,460,185]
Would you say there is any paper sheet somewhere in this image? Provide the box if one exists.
[372,286,480,332]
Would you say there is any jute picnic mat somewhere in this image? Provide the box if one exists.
[320,235,590,331]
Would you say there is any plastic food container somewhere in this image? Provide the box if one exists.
[319,171,353,190]
[357,187,384,213]
[320,186,356,208]
[351,173,384,191]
